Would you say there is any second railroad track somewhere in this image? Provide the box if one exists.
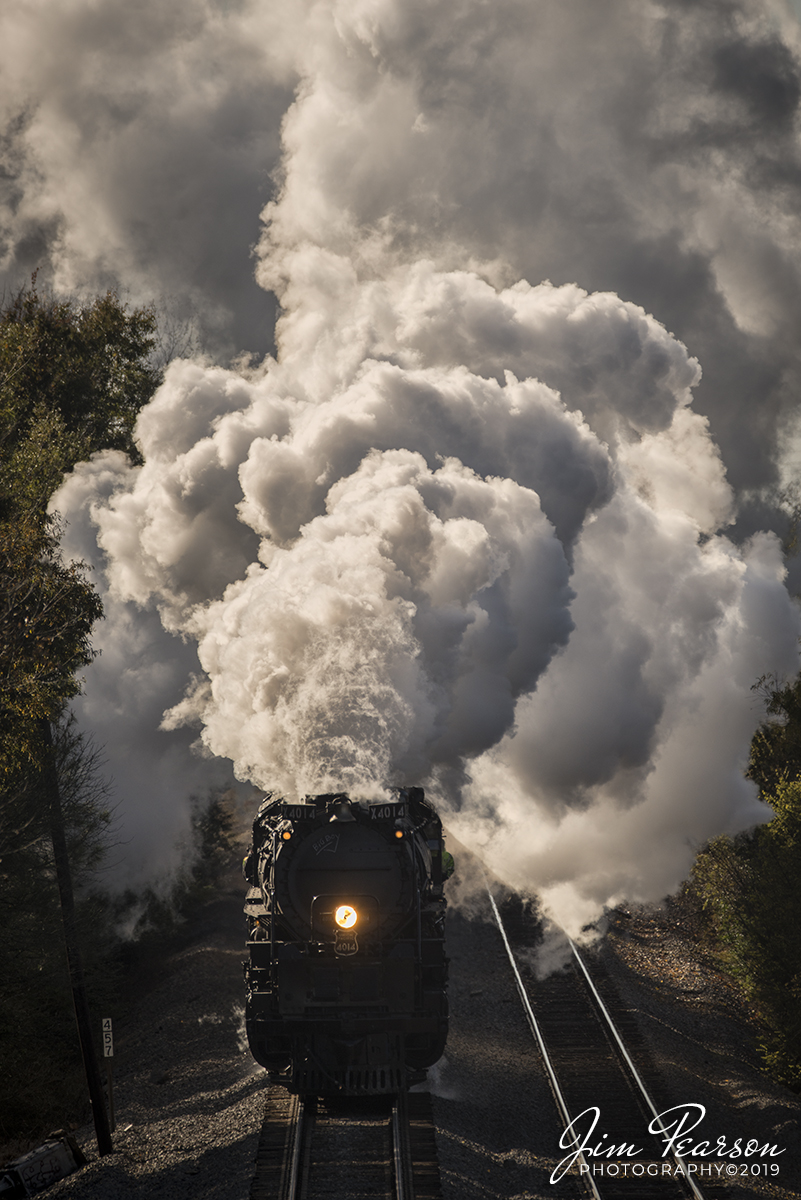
[488,891,733,1200]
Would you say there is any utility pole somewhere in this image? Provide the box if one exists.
[40,718,113,1157]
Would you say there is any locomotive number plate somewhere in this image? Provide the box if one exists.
[369,803,406,820]
[281,804,312,821]
[334,930,359,956]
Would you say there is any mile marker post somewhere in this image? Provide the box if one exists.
[101,1019,115,1132]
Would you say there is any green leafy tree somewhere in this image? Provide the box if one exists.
[0,280,159,474]
[0,514,102,786]
[0,283,158,776]
[694,675,801,1090]
[747,673,801,795]
[0,283,159,1144]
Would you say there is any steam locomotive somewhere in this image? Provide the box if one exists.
[242,787,451,1094]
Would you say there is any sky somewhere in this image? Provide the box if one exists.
[4,0,801,931]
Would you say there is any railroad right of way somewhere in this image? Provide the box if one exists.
[33,857,801,1200]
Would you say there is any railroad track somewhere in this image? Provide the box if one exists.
[488,891,732,1200]
[250,1087,441,1200]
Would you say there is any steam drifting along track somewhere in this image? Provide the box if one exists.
[488,892,726,1200]
[249,1087,441,1200]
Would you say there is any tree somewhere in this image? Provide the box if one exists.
[0,514,102,786]
[746,673,801,796]
[0,717,117,1141]
[0,280,234,1144]
[0,282,158,777]
[0,282,159,1143]
[694,674,801,1090]
[0,281,159,474]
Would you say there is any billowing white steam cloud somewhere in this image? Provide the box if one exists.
[57,268,799,926]
[26,0,801,923]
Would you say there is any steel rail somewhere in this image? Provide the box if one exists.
[568,940,705,1200]
[277,1092,414,1200]
[283,1095,312,1200]
[486,889,602,1200]
[391,1091,415,1200]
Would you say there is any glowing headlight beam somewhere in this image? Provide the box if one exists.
[335,904,358,929]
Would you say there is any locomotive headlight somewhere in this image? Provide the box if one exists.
[335,904,358,929]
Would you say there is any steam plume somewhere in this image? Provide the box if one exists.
[29,0,801,927]
[56,270,799,927]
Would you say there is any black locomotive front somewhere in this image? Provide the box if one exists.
[242,787,450,1094]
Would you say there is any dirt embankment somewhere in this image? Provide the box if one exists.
[598,897,801,1200]
[40,857,264,1200]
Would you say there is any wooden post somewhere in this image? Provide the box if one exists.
[40,718,113,1157]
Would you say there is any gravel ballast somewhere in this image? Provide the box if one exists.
[40,863,265,1200]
